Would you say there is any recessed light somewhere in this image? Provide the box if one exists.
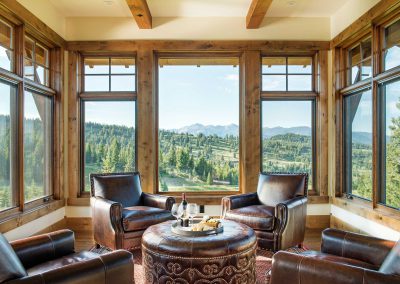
[287,1,297,6]
[103,0,114,6]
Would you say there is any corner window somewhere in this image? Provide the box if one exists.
[384,19,400,71]
[158,57,239,192]
[379,80,400,209]
[347,38,372,85]
[262,57,313,91]
[24,37,49,86]
[343,89,373,200]
[23,90,53,203]
[0,19,13,72]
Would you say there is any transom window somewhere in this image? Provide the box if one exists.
[0,19,13,72]
[262,56,313,91]
[383,19,400,71]
[157,56,239,192]
[83,57,136,92]
[347,37,372,85]
[24,36,50,86]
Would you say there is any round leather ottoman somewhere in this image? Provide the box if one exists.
[142,220,257,284]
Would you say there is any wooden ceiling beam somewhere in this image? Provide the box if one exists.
[126,0,152,29]
[246,0,273,29]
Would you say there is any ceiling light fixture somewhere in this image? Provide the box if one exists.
[287,1,296,6]
[103,0,114,6]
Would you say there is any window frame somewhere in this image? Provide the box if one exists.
[345,36,372,86]
[261,53,320,195]
[23,35,50,87]
[260,97,317,192]
[79,54,138,196]
[155,52,242,195]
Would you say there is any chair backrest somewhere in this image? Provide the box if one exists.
[0,234,27,283]
[90,172,142,208]
[380,239,400,275]
[256,172,308,207]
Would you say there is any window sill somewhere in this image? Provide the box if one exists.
[332,196,400,232]
[0,199,65,233]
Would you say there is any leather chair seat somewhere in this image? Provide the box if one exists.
[225,205,275,231]
[122,206,173,231]
[300,251,380,271]
[27,251,99,276]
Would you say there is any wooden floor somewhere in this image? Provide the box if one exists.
[74,228,323,252]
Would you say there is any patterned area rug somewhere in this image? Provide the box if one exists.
[91,246,307,283]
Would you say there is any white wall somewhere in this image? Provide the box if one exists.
[66,16,330,41]
[330,0,380,38]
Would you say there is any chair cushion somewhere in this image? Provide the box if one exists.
[122,206,173,232]
[27,251,99,276]
[0,234,27,282]
[301,251,380,271]
[224,205,275,231]
[92,173,142,208]
[257,173,307,207]
[380,240,400,275]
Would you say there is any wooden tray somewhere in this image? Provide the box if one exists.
[171,220,223,237]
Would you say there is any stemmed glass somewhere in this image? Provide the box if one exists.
[171,203,184,224]
[187,203,199,227]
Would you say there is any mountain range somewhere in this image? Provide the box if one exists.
[171,123,374,145]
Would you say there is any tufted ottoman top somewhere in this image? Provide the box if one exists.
[142,220,256,258]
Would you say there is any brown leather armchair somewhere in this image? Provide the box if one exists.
[0,230,133,284]
[222,172,308,251]
[271,228,400,284]
[90,172,175,250]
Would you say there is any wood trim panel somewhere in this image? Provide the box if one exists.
[67,41,330,52]
[246,0,273,29]
[240,51,261,194]
[137,48,155,193]
[332,197,400,232]
[67,52,80,198]
[0,200,64,233]
[306,215,330,229]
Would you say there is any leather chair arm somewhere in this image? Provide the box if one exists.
[7,250,134,284]
[271,251,400,284]
[321,228,396,267]
[275,196,307,251]
[91,197,124,250]
[221,193,259,218]
[10,230,75,269]
[142,193,175,210]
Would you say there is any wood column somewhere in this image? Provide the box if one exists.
[137,48,156,193]
[240,51,261,193]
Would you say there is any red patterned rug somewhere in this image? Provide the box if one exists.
[92,246,307,283]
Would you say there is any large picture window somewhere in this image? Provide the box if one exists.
[343,89,373,200]
[0,82,16,210]
[23,90,53,203]
[158,57,239,192]
[380,80,400,208]
[261,100,314,189]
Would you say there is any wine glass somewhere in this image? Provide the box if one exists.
[187,203,199,227]
[171,203,184,224]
